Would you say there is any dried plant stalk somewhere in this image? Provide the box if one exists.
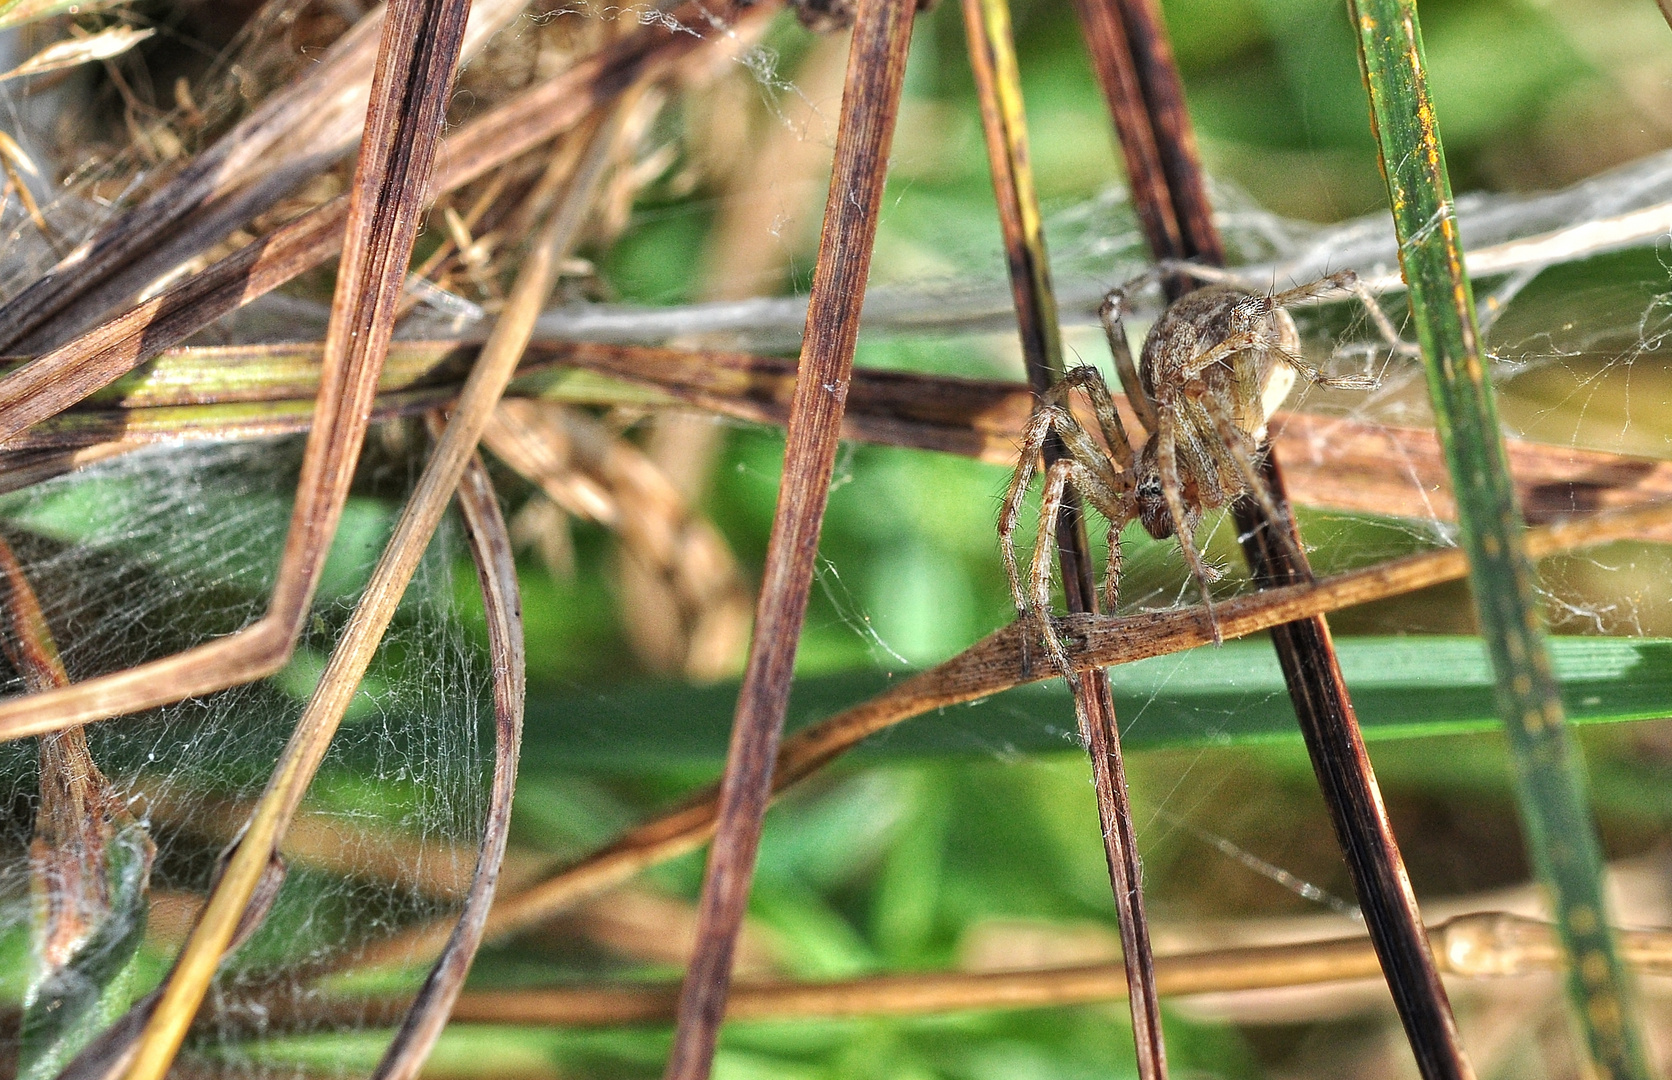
[8,339,1672,544]
[665,2,917,1075]
[1072,1,1472,1074]
[370,444,525,1080]
[350,499,1672,971]
[242,910,1672,1033]
[962,0,1163,1070]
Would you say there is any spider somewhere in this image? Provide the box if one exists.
[999,265,1405,673]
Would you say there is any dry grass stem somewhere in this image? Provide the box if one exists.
[5,340,1671,542]
[212,911,1672,1033]
[665,2,917,1075]
[1073,1,1472,1073]
[963,0,1163,1069]
[0,26,155,84]
[350,498,1672,972]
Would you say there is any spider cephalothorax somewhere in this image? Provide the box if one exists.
[1000,265,1401,673]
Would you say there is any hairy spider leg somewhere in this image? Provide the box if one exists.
[1051,366,1138,474]
[1098,284,1160,434]
[1001,378,1136,676]
[999,404,1068,614]
[1051,366,1138,614]
[1028,455,1132,679]
[1000,402,1131,607]
[1154,406,1223,644]
[1176,327,1267,382]
[1198,388,1309,569]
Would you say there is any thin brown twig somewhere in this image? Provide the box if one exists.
[961,0,1163,1071]
[348,498,1672,972]
[665,3,917,1076]
[210,910,1672,1034]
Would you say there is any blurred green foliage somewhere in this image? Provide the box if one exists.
[4,0,1672,1076]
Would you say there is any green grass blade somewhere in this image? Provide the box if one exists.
[1347,2,1649,1073]
[518,635,1672,767]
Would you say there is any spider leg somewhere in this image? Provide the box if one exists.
[1268,269,1358,308]
[1099,286,1160,434]
[1179,328,1266,383]
[1200,391,1309,569]
[1156,406,1222,643]
[1029,458,1077,682]
[1065,466,1133,614]
[1000,405,1068,620]
[1274,340,1378,390]
[1103,519,1124,616]
[1271,269,1416,370]
[1050,365,1138,474]
[1043,380,1132,499]
[1027,454,1131,672]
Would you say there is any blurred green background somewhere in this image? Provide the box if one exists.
[4,0,1672,1076]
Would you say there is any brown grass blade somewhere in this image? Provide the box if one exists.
[369,441,525,1080]
[348,498,1672,972]
[119,0,477,1074]
[961,0,1163,1071]
[664,3,916,1077]
[1071,3,1473,1076]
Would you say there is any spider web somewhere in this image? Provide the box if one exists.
[0,6,1671,1077]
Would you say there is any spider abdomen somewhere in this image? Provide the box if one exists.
[1137,285,1300,443]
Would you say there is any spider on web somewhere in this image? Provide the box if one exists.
[999,264,1411,672]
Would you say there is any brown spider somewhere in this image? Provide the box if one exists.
[999,266,1404,671]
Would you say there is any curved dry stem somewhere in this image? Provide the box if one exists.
[371,446,525,1080]
[218,911,1672,1033]
[121,98,628,1080]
